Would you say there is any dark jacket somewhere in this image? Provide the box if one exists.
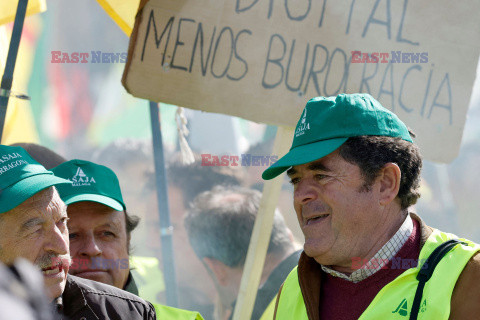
[123,271,139,296]
[55,275,156,320]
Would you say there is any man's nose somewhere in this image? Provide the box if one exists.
[294,178,318,205]
[45,225,69,256]
[79,234,102,257]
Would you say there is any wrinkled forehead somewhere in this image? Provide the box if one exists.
[1,187,67,224]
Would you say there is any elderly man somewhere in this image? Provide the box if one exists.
[262,94,480,319]
[0,145,156,319]
[52,159,204,319]
[185,186,301,320]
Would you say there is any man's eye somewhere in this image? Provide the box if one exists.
[69,233,77,240]
[289,178,300,185]
[314,174,328,181]
[103,231,115,237]
[31,227,42,234]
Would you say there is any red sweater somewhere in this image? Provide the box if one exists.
[320,219,420,320]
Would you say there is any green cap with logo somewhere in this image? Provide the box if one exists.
[262,93,413,180]
[51,160,126,211]
[0,145,72,214]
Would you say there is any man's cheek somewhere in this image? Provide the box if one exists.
[294,208,303,224]
[0,245,8,263]
[0,241,21,262]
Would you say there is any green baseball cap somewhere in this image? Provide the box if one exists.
[262,93,413,180]
[0,145,71,214]
[51,160,126,211]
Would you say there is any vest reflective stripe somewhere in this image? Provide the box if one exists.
[275,230,480,319]
[153,304,204,320]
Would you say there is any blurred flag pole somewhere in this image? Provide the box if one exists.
[0,0,29,141]
[149,101,179,307]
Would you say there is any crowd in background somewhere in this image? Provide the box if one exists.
[1,0,480,318]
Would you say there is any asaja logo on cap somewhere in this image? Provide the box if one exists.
[71,167,96,187]
[295,107,310,138]
[0,152,28,175]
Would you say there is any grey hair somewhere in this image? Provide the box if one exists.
[184,186,293,268]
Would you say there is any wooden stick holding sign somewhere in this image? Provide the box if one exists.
[232,126,294,320]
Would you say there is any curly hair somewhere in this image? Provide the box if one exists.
[338,134,422,210]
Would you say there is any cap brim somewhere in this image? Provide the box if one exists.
[262,137,348,180]
[1,173,72,213]
[62,194,124,211]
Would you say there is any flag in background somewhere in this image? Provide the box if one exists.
[0,14,42,144]
[0,0,46,26]
[95,0,141,36]
[27,0,152,153]
[86,64,153,146]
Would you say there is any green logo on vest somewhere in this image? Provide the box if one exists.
[420,299,427,313]
[392,298,408,316]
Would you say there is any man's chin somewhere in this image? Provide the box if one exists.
[304,239,326,257]
[43,269,67,300]
[303,242,336,265]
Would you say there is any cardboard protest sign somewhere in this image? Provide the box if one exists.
[122,0,480,162]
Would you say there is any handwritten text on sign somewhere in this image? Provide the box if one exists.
[122,0,480,162]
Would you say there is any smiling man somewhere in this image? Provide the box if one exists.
[0,145,156,319]
[0,146,71,300]
[262,94,480,319]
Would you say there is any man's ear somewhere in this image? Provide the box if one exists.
[376,163,401,206]
[203,257,228,286]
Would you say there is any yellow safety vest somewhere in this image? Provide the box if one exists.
[131,256,205,319]
[153,304,204,320]
[275,229,480,319]
[259,296,276,320]
[130,256,165,305]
